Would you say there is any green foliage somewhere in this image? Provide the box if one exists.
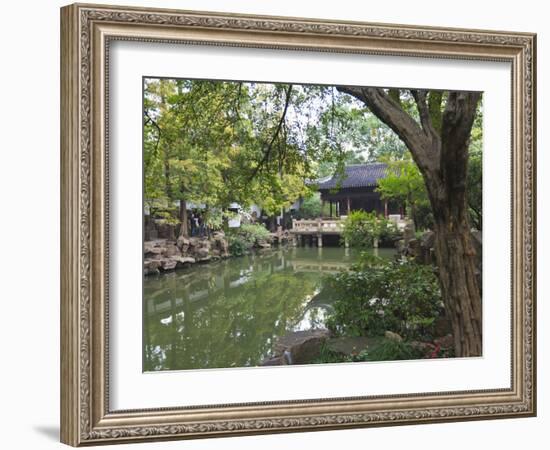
[376,157,431,230]
[227,237,248,257]
[341,210,381,248]
[341,210,398,248]
[311,338,426,364]
[227,224,271,256]
[294,193,322,219]
[144,79,316,230]
[325,257,443,340]
[144,79,483,238]
[353,340,426,362]
[238,223,271,243]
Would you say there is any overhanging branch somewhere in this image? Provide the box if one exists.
[248,84,293,181]
[337,86,438,174]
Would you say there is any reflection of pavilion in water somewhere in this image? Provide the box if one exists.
[144,248,354,317]
[289,247,355,274]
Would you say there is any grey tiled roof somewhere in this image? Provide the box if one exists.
[317,163,388,190]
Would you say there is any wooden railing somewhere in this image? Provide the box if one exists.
[290,218,344,234]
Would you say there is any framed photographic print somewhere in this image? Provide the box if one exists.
[60,3,536,446]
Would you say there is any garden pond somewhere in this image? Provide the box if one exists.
[143,246,395,371]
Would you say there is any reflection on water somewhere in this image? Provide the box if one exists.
[143,246,395,371]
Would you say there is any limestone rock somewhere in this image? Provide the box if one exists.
[260,356,286,366]
[176,236,190,253]
[194,247,210,259]
[160,259,177,271]
[144,241,165,259]
[421,231,435,249]
[171,256,195,269]
[144,259,161,275]
[273,329,330,364]
[164,244,180,257]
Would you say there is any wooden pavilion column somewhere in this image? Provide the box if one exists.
[384,200,388,218]
[346,197,351,215]
[321,199,325,218]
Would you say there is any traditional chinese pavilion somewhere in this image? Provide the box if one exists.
[317,163,401,218]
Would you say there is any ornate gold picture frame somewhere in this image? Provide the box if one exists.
[60,3,536,446]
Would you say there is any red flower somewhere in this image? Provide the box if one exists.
[429,343,441,358]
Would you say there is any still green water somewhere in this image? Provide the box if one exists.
[143,246,395,371]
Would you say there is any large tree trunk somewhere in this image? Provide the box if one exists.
[179,199,188,238]
[431,200,482,356]
[338,86,482,357]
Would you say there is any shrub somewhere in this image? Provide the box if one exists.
[341,210,400,248]
[325,257,442,341]
[227,223,271,256]
[356,340,426,361]
[227,236,248,257]
[238,223,271,243]
[341,210,381,248]
[311,339,426,364]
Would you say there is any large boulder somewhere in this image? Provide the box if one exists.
[273,329,330,365]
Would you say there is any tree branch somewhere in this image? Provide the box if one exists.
[337,86,437,174]
[232,82,243,122]
[411,89,439,142]
[144,110,162,154]
[428,91,443,133]
[248,84,293,181]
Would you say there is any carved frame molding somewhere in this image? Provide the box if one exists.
[60,3,536,446]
